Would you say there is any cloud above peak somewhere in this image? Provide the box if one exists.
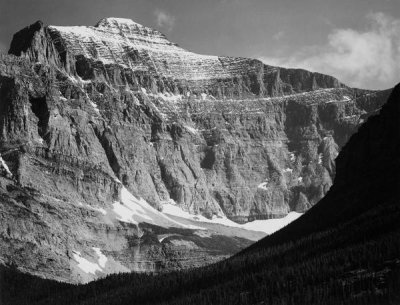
[260,12,400,90]
[154,9,176,32]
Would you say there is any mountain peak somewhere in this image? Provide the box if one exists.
[48,16,162,38]
[10,18,343,94]
[95,17,148,30]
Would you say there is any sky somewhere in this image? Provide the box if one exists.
[0,0,399,90]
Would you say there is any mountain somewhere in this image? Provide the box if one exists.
[0,17,391,283]
[1,83,399,305]
[7,18,390,219]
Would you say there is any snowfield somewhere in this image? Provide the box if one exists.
[72,251,103,275]
[93,247,108,268]
[162,202,302,235]
[241,212,302,234]
[112,187,204,229]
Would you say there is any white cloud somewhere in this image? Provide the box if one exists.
[154,9,176,32]
[260,13,400,90]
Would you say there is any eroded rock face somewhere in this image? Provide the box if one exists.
[0,53,262,283]
[0,18,390,282]
[8,18,390,220]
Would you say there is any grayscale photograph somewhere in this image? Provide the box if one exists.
[0,0,399,304]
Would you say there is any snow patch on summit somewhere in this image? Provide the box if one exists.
[48,18,234,81]
[97,17,143,28]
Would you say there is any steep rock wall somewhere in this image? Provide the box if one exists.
[6,18,390,221]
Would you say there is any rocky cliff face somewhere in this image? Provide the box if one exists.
[0,52,264,284]
[7,18,390,220]
[0,18,390,283]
